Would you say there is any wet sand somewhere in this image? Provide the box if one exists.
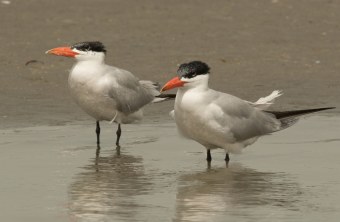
[1,116,340,221]
[1,0,340,221]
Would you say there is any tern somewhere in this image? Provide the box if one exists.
[46,41,172,146]
[161,61,334,164]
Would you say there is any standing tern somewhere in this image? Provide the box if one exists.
[161,61,334,164]
[46,41,171,146]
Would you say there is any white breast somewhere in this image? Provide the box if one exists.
[68,61,126,122]
[174,88,229,148]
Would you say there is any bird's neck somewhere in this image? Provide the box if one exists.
[176,82,209,108]
[75,59,105,68]
[70,57,106,83]
[73,58,106,75]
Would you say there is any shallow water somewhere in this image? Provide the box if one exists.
[1,116,340,222]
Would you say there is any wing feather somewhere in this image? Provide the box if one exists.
[209,91,281,141]
[106,67,155,113]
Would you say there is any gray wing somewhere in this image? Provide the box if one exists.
[106,66,155,113]
[210,91,281,141]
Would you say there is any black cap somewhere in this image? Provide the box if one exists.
[71,41,106,53]
[177,61,210,79]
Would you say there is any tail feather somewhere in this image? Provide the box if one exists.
[266,107,335,130]
[255,90,283,105]
[249,90,283,109]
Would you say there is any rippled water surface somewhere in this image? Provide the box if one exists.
[1,116,340,222]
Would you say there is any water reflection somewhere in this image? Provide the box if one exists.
[68,147,152,222]
[175,164,302,222]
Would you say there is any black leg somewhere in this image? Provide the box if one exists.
[206,149,212,162]
[96,121,100,145]
[116,124,121,147]
[225,153,230,163]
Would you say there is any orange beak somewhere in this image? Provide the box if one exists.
[45,46,79,58]
[160,76,186,92]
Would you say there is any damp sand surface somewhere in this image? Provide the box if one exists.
[1,116,340,222]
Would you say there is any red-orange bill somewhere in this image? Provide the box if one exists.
[160,76,185,92]
[45,47,79,57]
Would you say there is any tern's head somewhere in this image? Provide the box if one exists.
[46,41,106,61]
[161,61,210,92]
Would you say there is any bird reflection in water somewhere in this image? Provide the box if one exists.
[175,164,303,221]
[68,145,152,222]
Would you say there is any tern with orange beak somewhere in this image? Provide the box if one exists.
[161,61,334,165]
[46,41,170,147]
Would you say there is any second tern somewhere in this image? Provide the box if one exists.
[161,61,334,164]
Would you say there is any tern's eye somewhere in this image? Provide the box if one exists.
[187,73,196,78]
[186,70,199,78]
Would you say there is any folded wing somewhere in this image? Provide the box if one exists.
[210,91,281,141]
[106,67,157,113]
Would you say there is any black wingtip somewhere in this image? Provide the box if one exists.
[267,107,335,119]
[156,93,176,99]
